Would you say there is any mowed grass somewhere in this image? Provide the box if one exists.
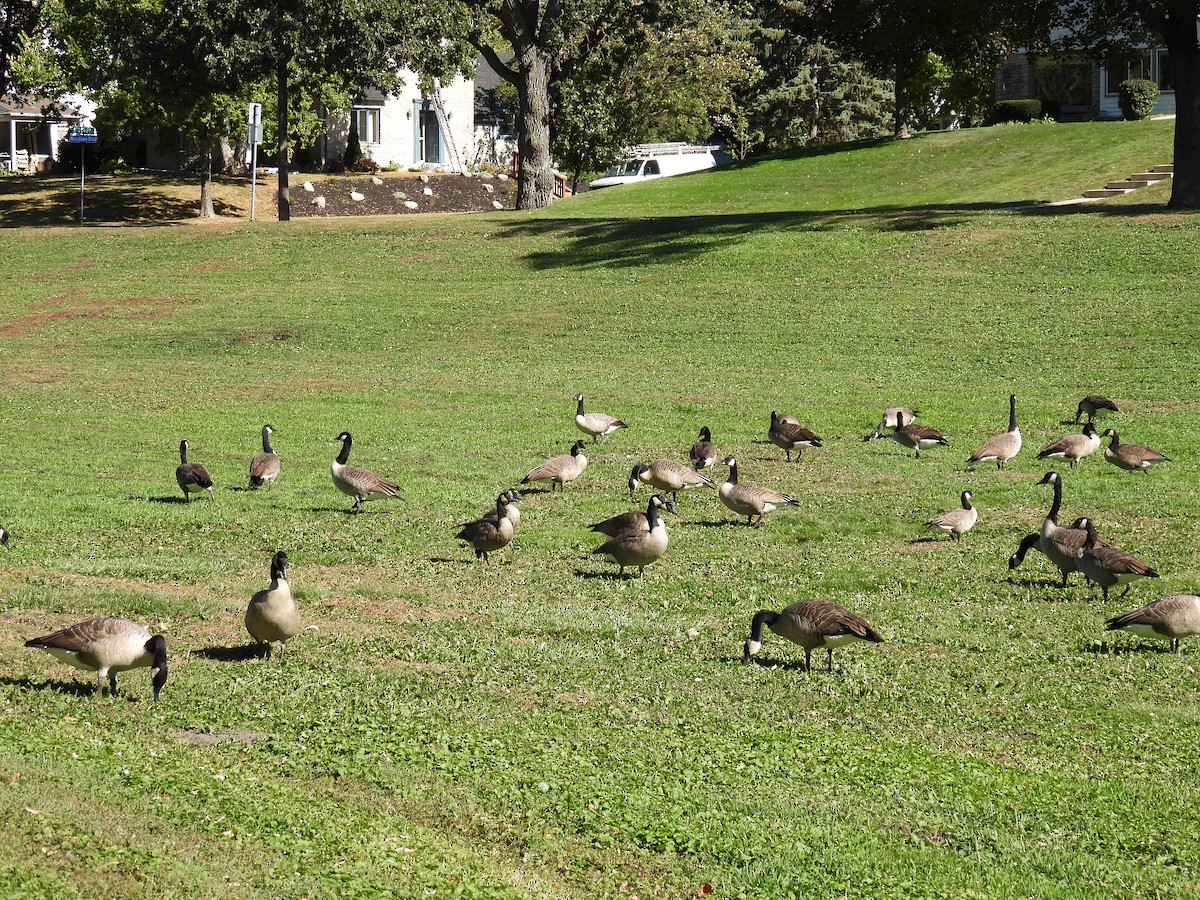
[0,117,1197,899]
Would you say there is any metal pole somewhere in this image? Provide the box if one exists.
[79,143,85,225]
[250,140,258,220]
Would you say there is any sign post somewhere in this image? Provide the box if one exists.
[247,103,263,220]
[66,124,98,225]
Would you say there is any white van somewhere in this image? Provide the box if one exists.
[590,143,732,189]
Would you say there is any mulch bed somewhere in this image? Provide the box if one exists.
[287,172,517,217]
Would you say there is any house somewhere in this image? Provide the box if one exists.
[320,69,475,171]
[996,40,1176,120]
[0,94,85,172]
[473,54,518,167]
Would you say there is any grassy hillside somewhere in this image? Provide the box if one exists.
[0,118,1197,899]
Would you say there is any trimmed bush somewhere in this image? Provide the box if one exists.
[989,99,1043,124]
[1118,78,1159,120]
[342,122,362,168]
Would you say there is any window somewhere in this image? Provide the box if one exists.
[643,160,660,176]
[1156,49,1173,91]
[1102,50,1176,95]
[351,107,380,144]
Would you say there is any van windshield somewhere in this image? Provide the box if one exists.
[602,159,644,177]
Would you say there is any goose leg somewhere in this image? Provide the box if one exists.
[803,648,812,672]
[826,648,834,672]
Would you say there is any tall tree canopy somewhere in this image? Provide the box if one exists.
[1057,0,1200,208]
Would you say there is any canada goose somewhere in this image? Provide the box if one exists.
[768,411,823,462]
[742,600,883,671]
[1101,428,1170,473]
[690,427,717,471]
[718,456,799,526]
[1076,517,1159,602]
[1075,395,1118,424]
[331,432,404,513]
[475,487,522,531]
[1035,471,1090,587]
[967,394,1021,470]
[1037,422,1100,468]
[25,617,167,700]
[629,459,712,498]
[0,526,8,548]
[521,440,588,491]
[245,550,303,658]
[591,494,675,576]
[176,439,214,501]
[925,491,977,541]
[889,411,949,459]
[1106,594,1200,653]
[1007,532,1041,570]
[864,407,919,441]
[248,424,281,490]
[590,492,679,537]
[457,494,516,563]
[573,393,627,443]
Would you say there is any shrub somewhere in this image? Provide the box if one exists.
[1118,78,1159,120]
[324,159,347,175]
[988,99,1043,125]
[342,123,362,168]
[351,156,378,174]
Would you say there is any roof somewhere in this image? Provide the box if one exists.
[0,94,84,121]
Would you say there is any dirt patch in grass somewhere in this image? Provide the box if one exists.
[289,172,516,218]
[0,295,178,337]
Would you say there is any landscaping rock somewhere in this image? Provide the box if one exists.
[350,191,365,201]
[303,181,314,192]
[403,200,419,210]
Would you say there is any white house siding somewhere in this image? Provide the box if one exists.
[329,70,476,170]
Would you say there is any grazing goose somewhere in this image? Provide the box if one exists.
[331,432,404,513]
[591,493,675,576]
[1035,471,1090,587]
[573,393,627,443]
[718,456,799,526]
[967,394,1021,470]
[1007,532,1041,570]
[245,550,303,658]
[1106,594,1200,653]
[925,490,977,541]
[25,617,167,700]
[590,493,679,537]
[1075,395,1119,424]
[864,407,919,441]
[1037,422,1100,468]
[176,439,214,501]
[690,427,717,471]
[1076,517,1159,602]
[477,487,522,531]
[457,494,516,563]
[742,600,883,671]
[1101,428,1169,473]
[629,459,712,498]
[521,440,588,491]
[768,411,823,462]
[889,411,949,459]
[248,424,281,490]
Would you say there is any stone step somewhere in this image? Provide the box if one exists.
[1130,172,1172,181]
[1083,188,1135,198]
[1106,180,1152,190]
[1151,164,1174,173]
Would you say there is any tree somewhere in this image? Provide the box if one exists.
[1,0,42,89]
[42,0,257,216]
[1057,0,1200,208]
[461,0,702,209]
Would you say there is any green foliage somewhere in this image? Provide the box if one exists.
[908,51,952,126]
[988,98,1043,124]
[1117,77,1159,120]
[343,119,363,168]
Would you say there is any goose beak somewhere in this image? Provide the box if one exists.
[151,666,168,702]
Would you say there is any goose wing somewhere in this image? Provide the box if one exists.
[341,465,402,498]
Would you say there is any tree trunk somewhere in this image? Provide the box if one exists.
[199,139,216,217]
[1165,13,1200,209]
[894,54,912,140]
[515,46,554,210]
[276,59,290,222]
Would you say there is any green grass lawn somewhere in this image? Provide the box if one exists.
[0,118,1197,899]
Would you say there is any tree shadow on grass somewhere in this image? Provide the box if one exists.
[500,198,1175,272]
[1083,639,1174,655]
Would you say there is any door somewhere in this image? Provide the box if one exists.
[419,107,441,164]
